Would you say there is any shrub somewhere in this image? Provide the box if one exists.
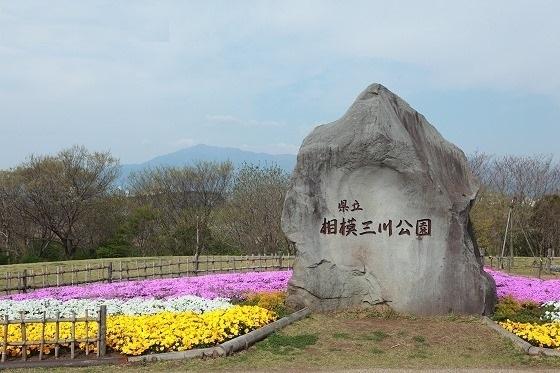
[242,291,288,317]
[493,295,544,324]
[96,244,131,258]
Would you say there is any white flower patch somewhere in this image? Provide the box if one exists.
[0,295,232,320]
[541,301,560,322]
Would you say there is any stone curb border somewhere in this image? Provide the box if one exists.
[0,357,126,370]
[128,307,312,363]
[482,316,560,357]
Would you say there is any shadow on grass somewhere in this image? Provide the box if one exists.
[257,333,319,355]
[362,330,389,342]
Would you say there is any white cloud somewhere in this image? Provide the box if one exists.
[205,115,283,128]
[239,143,299,155]
[173,138,197,147]
[0,1,559,167]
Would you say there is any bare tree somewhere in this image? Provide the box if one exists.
[214,164,291,255]
[129,161,233,259]
[467,151,494,186]
[532,195,560,258]
[468,152,560,257]
[3,146,119,258]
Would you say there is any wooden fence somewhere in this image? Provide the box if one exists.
[1,305,107,363]
[484,255,559,277]
[0,255,294,295]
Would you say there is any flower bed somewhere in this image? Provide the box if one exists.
[0,295,232,319]
[486,268,560,303]
[486,268,560,350]
[0,270,292,359]
[500,320,560,349]
[2,271,291,301]
[3,305,276,357]
[542,301,560,322]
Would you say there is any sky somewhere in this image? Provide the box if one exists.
[0,0,559,168]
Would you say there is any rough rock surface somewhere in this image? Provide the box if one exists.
[281,83,496,315]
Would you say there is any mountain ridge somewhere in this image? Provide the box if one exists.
[119,144,297,184]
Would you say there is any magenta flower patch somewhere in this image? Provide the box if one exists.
[485,268,560,303]
[2,271,292,301]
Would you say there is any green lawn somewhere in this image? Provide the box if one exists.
[5,310,560,372]
[485,256,560,279]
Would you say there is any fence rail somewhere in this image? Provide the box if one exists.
[0,255,294,295]
[1,305,107,362]
[484,255,560,278]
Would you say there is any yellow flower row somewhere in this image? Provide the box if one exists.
[499,320,560,349]
[2,305,276,357]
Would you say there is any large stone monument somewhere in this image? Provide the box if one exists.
[281,83,496,315]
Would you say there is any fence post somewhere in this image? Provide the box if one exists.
[39,311,46,361]
[107,262,113,283]
[54,311,60,358]
[85,309,90,356]
[19,311,26,361]
[279,254,283,269]
[98,305,107,357]
[70,312,76,359]
[194,255,199,276]
[21,269,28,293]
[2,315,8,362]
[30,269,34,289]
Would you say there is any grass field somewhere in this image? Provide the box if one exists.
[0,255,294,273]
[6,309,560,372]
[0,256,180,273]
[485,256,560,279]
[2,255,555,276]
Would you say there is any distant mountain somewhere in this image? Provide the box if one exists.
[118,144,297,184]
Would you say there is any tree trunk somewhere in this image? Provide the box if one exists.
[194,216,200,273]
[39,239,51,257]
[63,238,76,259]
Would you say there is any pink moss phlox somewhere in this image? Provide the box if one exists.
[8,267,560,304]
[485,267,560,303]
[2,271,292,301]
